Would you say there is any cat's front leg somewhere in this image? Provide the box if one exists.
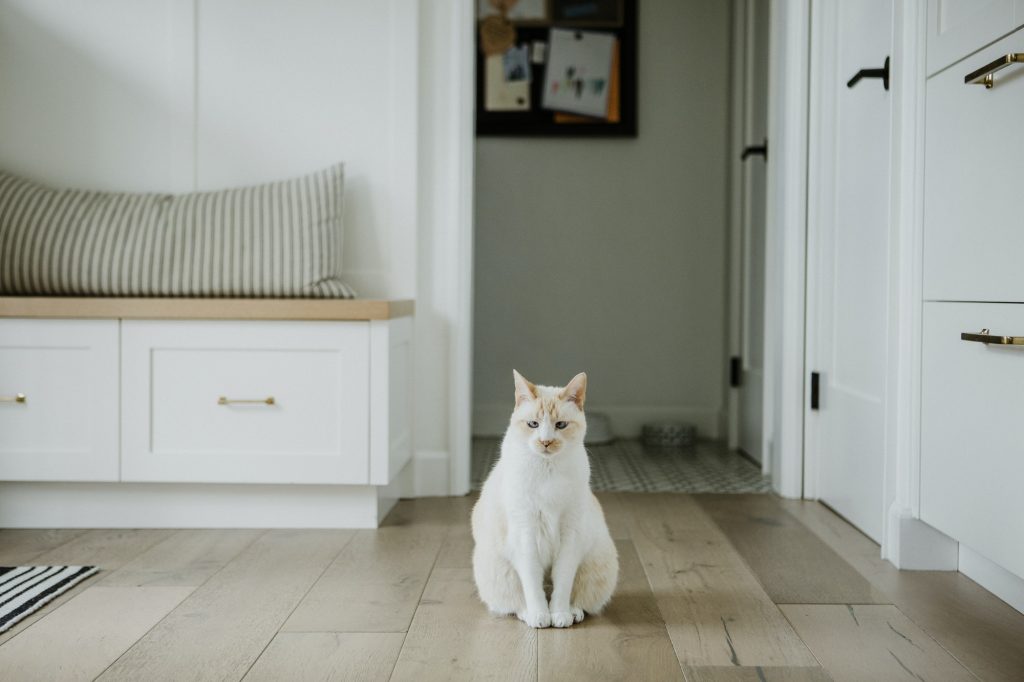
[508,531,550,628]
[549,538,585,628]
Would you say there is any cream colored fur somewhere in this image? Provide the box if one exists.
[471,370,618,628]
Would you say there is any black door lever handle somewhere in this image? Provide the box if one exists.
[847,56,890,90]
[741,138,768,161]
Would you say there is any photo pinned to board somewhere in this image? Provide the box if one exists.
[485,44,531,111]
[542,28,616,118]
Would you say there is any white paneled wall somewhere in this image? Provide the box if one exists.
[0,0,418,298]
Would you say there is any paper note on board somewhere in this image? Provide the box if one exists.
[485,53,530,111]
[554,38,620,124]
[541,28,615,118]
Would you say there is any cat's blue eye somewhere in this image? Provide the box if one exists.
[555,421,568,430]
[527,420,539,428]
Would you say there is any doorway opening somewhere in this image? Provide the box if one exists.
[469,0,772,494]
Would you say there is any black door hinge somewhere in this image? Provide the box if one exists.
[730,356,742,388]
[810,371,820,410]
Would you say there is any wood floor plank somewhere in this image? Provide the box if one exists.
[539,539,682,681]
[0,529,172,645]
[0,529,88,565]
[97,529,353,681]
[390,529,536,682]
[282,503,449,632]
[595,492,631,540]
[696,494,888,604]
[682,667,833,681]
[780,604,977,682]
[781,499,1024,681]
[243,632,406,681]
[100,529,262,587]
[624,493,818,667]
[31,529,174,567]
[0,586,192,682]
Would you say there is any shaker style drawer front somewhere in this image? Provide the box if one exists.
[0,319,119,481]
[926,0,1021,76]
[121,320,370,484]
[921,302,1024,578]
[924,27,1024,302]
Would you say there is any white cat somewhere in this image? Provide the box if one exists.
[472,370,618,628]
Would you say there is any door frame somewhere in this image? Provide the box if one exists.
[760,0,811,499]
[726,0,749,453]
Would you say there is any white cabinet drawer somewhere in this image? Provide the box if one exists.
[926,0,1022,76]
[122,320,369,484]
[923,27,1024,302]
[0,319,119,481]
[921,301,1024,578]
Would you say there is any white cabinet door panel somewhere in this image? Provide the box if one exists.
[921,301,1024,579]
[924,27,1024,302]
[122,320,369,484]
[926,0,1018,75]
[0,319,119,481]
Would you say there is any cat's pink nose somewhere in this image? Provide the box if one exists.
[540,439,554,448]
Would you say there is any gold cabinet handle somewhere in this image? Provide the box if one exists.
[217,396,276,406]
[0,393,27,404]
[961,328,1024,345]
[965,53,1024,89]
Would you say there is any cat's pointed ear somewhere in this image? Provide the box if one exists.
[512,369,537,407]
[561,372,587,409]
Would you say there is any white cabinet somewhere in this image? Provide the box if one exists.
[0,300,415,527]
[921,302,1024,578]
[927,0,1022,75]
[121,321,370,484]
[0,319,118,481]
[923,27,1024,302]
[921,14,1024,597]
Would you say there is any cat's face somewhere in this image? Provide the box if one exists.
[509,370,587,456]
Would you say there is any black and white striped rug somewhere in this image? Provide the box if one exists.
[0,566,99,633]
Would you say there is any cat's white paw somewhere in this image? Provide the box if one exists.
[571,606,585,623]
[549,610,578,628]
[518,609,551,628]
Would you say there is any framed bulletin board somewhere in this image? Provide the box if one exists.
[475,0,637,137]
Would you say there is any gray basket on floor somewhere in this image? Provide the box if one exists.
[642,422,696,448]
[584,412,615,446]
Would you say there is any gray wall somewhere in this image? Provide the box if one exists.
[472,0,733,437]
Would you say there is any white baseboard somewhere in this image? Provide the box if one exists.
[0,482,386,529]
[411,449,450,497]
[472,404,724,440]
[884,505,959,570]
[959,544,1024,615]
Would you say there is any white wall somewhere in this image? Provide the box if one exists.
[0,0,473,495]
[472,0,733,438]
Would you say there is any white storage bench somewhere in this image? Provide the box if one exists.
[0,297,413,528]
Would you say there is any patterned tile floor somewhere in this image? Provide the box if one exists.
[472,437,773,493]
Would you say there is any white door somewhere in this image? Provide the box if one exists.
[731,0,770,464]
[806,0,893,542]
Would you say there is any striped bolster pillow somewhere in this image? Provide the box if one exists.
[0,164,356,298]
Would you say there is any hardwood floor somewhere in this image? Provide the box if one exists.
[1,494,1022,681]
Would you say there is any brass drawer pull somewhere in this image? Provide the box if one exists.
[217,396,276,406]
[0,393,27,404]
[965,53,1024,89]
[961,329,1024,345]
